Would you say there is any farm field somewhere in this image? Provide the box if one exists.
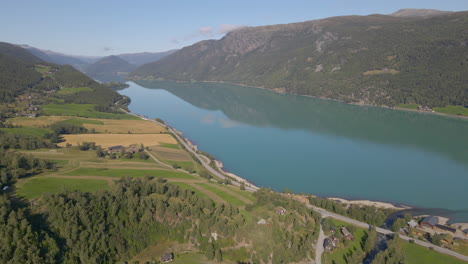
[42,103,139,119]
[0,127,51,137]
[58,133,177,148]
[402,242,467,264]
[433,105,468,116]
[17,177,109,199]
[64,167,197,179]
[82,119,167,134]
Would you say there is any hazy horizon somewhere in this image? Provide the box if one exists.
[2,0,468,56]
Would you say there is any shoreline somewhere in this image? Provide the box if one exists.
[120,83,467,226]
[130,77,468,120]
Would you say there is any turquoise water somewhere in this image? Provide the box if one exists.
[120,81,468,221]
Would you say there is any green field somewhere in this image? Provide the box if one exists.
[198,183,246,206]
[17,177,109,199]
[0,127,51,137]
[56,87,93,95]
[159,142,180,149]
[64,167,197,179]
[61,118,104,126]
[402,242,467,264]
[42,104,139,119]
[396,103,419,110]
[433,105,468,116]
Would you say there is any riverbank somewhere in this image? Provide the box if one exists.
[131,77,468,120]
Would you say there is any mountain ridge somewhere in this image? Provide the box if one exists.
[131,10,468,108]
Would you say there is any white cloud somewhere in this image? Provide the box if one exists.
[198,26,214,37]
[217,24,246,34]
[172,24,248,45]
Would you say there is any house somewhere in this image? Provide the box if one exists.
[108,145,125,154]
[127,144,143,153]
[435,224,457,234]
[257,219,267,225]
[420,216,439,229]
[275,206,287,215]
[161,253,174,263]
[463,229,468,237]
[408,219,419,228]
[324,238,334,252]
[340,227,354,240]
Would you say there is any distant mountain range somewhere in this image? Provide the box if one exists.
[18,45,176,80]
[130,9,468,108]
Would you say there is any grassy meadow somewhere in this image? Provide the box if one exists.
[18,177,109,199]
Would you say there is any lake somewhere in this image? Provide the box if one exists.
[119,80,468,222]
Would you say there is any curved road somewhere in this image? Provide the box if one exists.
[310,205,468,262]
[121,110,258,192]
[121,109,467,262]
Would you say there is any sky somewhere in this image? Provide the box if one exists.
[2,0,467,56]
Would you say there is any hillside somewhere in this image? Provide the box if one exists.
[0,42,126,117]
[19,45,93,71]
[117,50,178,66]
[85,55,137,77]
[131,10,468,107]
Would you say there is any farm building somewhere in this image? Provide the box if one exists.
[275,206,287,215]
[420,216,439,229]
[435,224,457,234]
[108,145,125,154]
[161,253,174,262]
[340,227,354,240]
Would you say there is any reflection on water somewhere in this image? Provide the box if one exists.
[120,80,468,222]
[135,80,468,165]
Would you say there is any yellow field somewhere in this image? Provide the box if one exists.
[83,119,167,134]
[150,146,192,161]
[10,116,70,126]
[58,134,177,148]
[363,69,400,75]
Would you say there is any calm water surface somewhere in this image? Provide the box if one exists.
[120,81,468,222]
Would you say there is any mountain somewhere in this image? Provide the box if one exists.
[131,9,468,108]
[0,42,44,102]
[390,9,453,17]
[117,50,177,66]
[85,55,137,78]
[0,42,124,107]
[18,45,95,71]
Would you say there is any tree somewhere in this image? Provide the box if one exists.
[240,182,246,190]
[205,243,215,260]
[215,248,223,262]
[363,227,378,252]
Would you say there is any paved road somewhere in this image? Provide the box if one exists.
[123,109,468,262]
[122,110,257,192]
[309,205,468,262]
[315,223,326,264]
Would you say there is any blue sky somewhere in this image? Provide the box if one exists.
[2,0,467,56]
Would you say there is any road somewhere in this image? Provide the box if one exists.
[315,223,326,264]
[309,205,468,262]
[122,109,468,262]
[121,110,257,192]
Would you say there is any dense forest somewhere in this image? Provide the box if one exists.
[0,177,322,263]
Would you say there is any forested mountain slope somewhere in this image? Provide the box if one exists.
[131,10,468,107]
[0,42,124,107]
